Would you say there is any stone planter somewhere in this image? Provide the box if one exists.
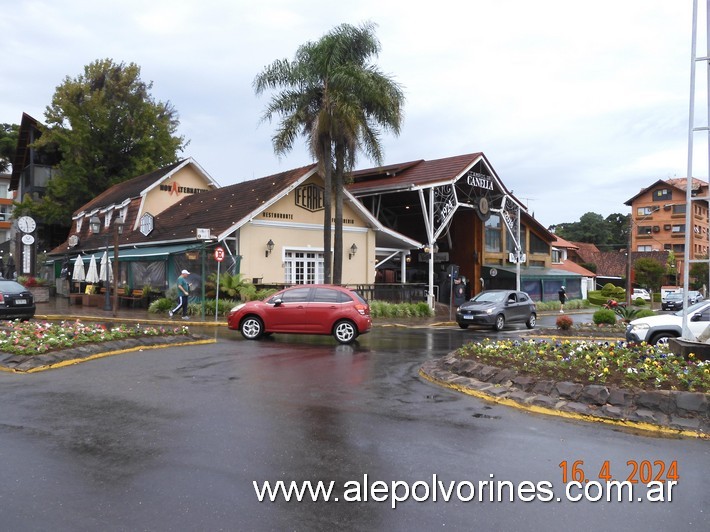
[27,286,50,303]
[668,337,710,362]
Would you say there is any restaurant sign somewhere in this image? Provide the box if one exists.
[295,184,324,212]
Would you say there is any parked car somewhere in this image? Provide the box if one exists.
[227,284,371,344]
[626,300,710,345]
[688,290,704,304]
[661,292,685,311]
[632,288,651,302]
[0,280,36,320]
[456,289,536,331]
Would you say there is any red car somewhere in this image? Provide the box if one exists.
[227,284,372,344]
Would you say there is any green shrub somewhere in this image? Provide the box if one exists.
[593,308,617,325]
[635,309,656,319]
[369,300,433,318]
[600,283,617,297]
[148,298,174,313]
[536,299,589,311]
[633,297,647,306]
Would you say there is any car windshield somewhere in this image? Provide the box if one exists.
[666,293,683,301]
[472,291,506,303]
[673,301,708,316]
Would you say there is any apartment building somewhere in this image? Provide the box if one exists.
[624,177,709,281]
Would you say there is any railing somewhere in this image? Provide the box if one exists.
[253,282,431,304]
[343,283,430,303]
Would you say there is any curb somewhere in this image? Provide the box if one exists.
[0,337,217,374]
[419,358,709,440]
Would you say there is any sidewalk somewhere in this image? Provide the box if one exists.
[35,296,214,326]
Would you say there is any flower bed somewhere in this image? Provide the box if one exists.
[456,339,709,393]
[0,320,191,356]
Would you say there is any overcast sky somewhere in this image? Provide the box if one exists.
[1,0,705,228]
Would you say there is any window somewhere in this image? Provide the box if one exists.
[637,206,656,216]
[313,288,352,303]
[529,232,550,254]
[485,215,502,252]
[673,244,685,252]
[672,224,685,233]
[653,188,671,202]
[506,226,526,253]
[0,183,8,199]
[284,250,324,284]
[278,287,312,303]
[637,245,653,252]
[637,226,652,235]
[672,204,686,214]
[551,249,562,263]
[0,205,10,221]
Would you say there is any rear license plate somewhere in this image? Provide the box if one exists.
[15,299,27,305]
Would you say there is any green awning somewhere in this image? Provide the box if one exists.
[52,244,203,263]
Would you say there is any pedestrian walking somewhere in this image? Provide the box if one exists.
[558,285,567,313]
[169,269,191,319]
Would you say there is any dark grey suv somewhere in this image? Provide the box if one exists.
[456,289,537,331]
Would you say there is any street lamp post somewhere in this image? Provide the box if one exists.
[90,214,124,313]
[89,215,112,312]
[112,217,124,317]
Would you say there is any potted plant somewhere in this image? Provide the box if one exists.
[18,276,51,303]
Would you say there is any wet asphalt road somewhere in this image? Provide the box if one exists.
[0,325,707,531]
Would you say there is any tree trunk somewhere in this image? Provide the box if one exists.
[321,139,333,284]
[332,146,345,284]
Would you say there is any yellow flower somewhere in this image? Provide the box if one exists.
[603,367,610,374]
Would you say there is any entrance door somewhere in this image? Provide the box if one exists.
[284,250,324,284]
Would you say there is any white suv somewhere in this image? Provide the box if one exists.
[626,300,710,345]
[632,288,651,302]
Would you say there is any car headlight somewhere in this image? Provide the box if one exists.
[486,308,493,314]
[229,303,246,313]
[629,323,649,332]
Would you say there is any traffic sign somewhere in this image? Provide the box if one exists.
[214,247,225,262]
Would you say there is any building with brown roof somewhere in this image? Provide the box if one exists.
[348,153,584,302]
[48,159,418,298]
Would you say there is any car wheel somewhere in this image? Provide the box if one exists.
[648,332,677,346]
[526,313,536,329]
[240,316,264,340]
[492,314,505,332]
[333,320,357,344]
[458,323,469,329]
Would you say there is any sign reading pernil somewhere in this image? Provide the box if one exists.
[295,183,324,212]
[466,171,494,191]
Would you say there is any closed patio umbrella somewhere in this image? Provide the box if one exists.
[85,255,100,284]
[72,255,85,282]
[99,251,112,283]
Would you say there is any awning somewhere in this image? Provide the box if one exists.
[51,244,202,263]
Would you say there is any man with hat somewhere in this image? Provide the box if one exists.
[169,269,191,319]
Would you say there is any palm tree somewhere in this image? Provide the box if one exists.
[254,22,404,284]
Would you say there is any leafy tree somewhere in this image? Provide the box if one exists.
[555,212,612,247]
[634,257,665,292]
[689,256,708,290]
[605,212,630,251]
[254,22,404,284]
[0,123,19,173]
[16,59,186,225]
